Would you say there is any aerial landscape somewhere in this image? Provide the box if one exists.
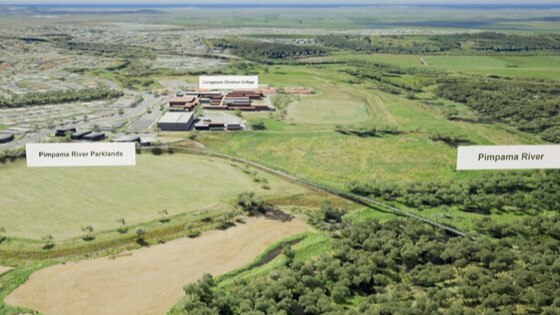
[0,1,560,314]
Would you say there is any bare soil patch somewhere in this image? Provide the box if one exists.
[0,266,12,276]
[6,217,311,315]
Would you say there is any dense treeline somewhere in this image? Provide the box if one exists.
[0,87,123,108]
[181,216,560,314]
[431,32,560,53]
[210,38,328,62]
[315,33,560,54]
[348,171,560,213]
[317,35,459,54]
[55,38,154,58]
[436,77,560,142]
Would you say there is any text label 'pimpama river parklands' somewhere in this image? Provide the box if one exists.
[26,143,136,167]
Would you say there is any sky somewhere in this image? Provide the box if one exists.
[1,0,560,5]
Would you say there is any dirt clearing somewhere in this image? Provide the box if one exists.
[6,217,312,315]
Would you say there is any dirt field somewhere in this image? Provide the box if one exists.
[6,217,311,315]
[0,266,12,276]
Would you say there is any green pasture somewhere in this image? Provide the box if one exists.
[287,98,370,125]
[0,153,306,240]
[332,53,560,81]
[201,131,461,188]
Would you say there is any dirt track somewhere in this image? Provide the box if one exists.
[6,217,311,315]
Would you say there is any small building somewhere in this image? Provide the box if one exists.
[198,91,223,97]
[224,97,251,106]
[253,104,270,111]
[194,123,210,131]
[169,96,198,111]
[82,133,106,141]
[70,130,92,140]
[0,133,14,143]
[113,135,141,143]
[226,123,242,131]
[226,91,263,99]
[157,112,194,131]
[55,127,77,137]
[140,137,157,146]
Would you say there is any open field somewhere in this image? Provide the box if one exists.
[332,53,560,81]
[201,131,459,187]
[6,217,312,315]
[288,97,370,125]
[0,153,306,240]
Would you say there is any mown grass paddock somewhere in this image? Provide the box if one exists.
[0,153,305,240]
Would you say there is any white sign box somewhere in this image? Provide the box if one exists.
[199,75,258,90]
[26,143,136,167]
[457,145,560,170]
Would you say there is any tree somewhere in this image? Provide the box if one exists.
[283,245,295,266]
[0,226,5,242]
[116,218,127,233]
[320,201,344,223]
[184,273,216,304]
[135,228,146,241]
[188,131,199,141]
[236,192,265,215]
[81,225,95,241]
[159,209,169,223]
[251,121,266,130]
[42,234,54,249]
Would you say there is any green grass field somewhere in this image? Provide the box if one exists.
[332,53,560,81]
[0,153,306,240]
[288,97,370,125]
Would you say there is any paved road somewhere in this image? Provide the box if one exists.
[127,96,165,133]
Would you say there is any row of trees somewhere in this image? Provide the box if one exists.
[0,87,123,108]
[348,170,560,213]
[55,38,154,58]
[431,32,560,52]
[181,216,560,314]
[335,124,400,137]
[315,33,560,55]
[317,34,460,54]
[210,38,328,62]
